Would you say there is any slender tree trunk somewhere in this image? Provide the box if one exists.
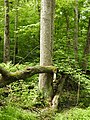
[64,9,71,49]
[82,18,90,71]
[13,0,19,64]
[74,0,78,61]
[80,15,83,36]
[66,14,69,36]
[3,0,10,63]
[52,74,67,109]
[39,0,54,103]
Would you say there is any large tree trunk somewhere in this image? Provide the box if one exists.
[39,0,54,103]
[13,0,19,64]
[82,18,90,71]
[3,0,10,63]
[51,0,55,55]
[74,0,78,61]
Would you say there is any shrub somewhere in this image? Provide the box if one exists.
[55,107,90,120]
[0,105,37,120]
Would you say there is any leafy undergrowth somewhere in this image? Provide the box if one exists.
[0,105,90,120]
[0,105,38,120]
[0,62,90,119]
[55,107,90,120]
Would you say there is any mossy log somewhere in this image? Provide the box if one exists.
[0,66,57,88]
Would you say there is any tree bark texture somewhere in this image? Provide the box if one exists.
[0,65,57,88]
[39,0,55,101]
[3,0,10,63]
[52,74,67,109]
[65,11,70,47]
[74,0,78,61]
[82,18,90,71]
[13,0,19,64]
[51,0,55,55]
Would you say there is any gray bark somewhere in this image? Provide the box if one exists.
[39,0,55,102]
[3,0,10,63]
[51,0,55,55]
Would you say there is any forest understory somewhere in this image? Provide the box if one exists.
[0,0,90,119]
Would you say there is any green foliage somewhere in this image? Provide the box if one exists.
[0,61,37,72]
[8,78,38,108]
[0,61,89,119]
[0,0,90,119]
[55,107,90,120]
[54,51,90,108]
[0,105,37,120]
[0,62,39,107]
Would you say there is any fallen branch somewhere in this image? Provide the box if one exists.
[0,66,57,88]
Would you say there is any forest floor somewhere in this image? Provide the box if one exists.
[0,104,90,120]
[0,63,90,120]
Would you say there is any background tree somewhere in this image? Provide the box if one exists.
[3,0,10,63]
[13,0,19,64]
[82,17,90,71]
[74,0,78,61]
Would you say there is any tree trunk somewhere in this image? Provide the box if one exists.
[74,0,78,61]
[51,0,55,55]
[3,0,10,63]
[66,12,70,47]
[13,0,19,64]
[52,74,67,109]
[82,18,90,71]
[39,0,54,103]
